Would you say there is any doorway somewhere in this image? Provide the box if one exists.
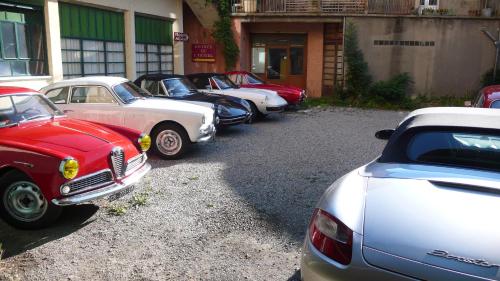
[251,34,307,88]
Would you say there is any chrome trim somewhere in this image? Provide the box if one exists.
[52,163,151,206]
[125,153,147,177]
[59,169,113,196]
[110,147,125,178]
[13,161,34,168]
[219,115,248,125]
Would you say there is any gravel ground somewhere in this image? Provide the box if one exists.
[0,107,407,281]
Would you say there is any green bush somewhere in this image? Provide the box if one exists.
[481,68,500,87]
[369,73,413,103]
[344,22,372,99]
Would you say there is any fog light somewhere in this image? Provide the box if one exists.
[61,185,71,195]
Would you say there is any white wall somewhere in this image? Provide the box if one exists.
[0,0,184,91]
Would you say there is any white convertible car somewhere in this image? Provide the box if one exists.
[41,77,216,160]
[186,73,288,120]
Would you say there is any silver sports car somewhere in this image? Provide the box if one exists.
[301,107,500,281]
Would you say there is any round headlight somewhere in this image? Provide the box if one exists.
[138,134,152,152]
[59,158,79,180]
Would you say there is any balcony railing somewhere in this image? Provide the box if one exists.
[230,0,415,14]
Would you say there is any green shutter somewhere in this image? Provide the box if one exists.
[135,15,172,45]
[59,3,124,41]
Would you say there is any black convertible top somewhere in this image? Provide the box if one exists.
[134,74,185,85]
[186,73,224,78]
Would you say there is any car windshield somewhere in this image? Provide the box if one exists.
[213,75,237,90]
[0,94,63,128]
[113,82,152,103]
[246,73,264,84]
[163,78,197,97]
[407,131,500,172]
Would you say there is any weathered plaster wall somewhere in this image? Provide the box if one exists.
[348,17,499,96]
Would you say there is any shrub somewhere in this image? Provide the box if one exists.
[481,68,500,87]
[344,22,372,99]
[369,73,413,103]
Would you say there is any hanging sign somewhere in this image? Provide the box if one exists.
[174,32,189,42]
[192,44,216,63]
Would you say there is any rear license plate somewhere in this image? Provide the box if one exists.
[108,185,135,202]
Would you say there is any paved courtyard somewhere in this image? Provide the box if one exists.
[0,107,406,281]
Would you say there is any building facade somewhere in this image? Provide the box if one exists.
[184,0,500,97]
[0,0,184,90]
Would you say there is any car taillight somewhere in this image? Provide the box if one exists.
[309,208,353,265]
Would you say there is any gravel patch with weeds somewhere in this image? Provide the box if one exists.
[0,107,406,281]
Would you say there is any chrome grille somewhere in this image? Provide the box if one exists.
[110,147,125,178]
[66,170,113,194]
[126,153,146,175]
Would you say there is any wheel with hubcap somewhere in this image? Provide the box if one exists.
[247,101,260,123]
[151,123,190,160]
[0,171,62,229]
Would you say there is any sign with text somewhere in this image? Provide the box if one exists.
[174,32,189,42]
[192,44,216,63]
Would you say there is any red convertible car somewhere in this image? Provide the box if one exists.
[473,85,500,108]
[226,71,306,106]
[0,87,151,229]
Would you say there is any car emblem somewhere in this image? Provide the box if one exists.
[427,250,500,268]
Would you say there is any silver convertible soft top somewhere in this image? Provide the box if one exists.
[399,107,500,131]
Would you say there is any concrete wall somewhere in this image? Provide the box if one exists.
[0,0,183,90]
[348,17,499,97]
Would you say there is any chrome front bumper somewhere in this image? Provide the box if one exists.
[219,113,251,126]
[197,124,216,142]
[52,162,151,206]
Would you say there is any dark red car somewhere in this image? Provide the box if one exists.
[473,85,500,108]
[0,87,151,229]
[226,71,306,106]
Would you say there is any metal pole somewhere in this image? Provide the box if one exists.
[481,27,500,81]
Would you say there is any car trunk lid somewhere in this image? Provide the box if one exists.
[362,166,500,280]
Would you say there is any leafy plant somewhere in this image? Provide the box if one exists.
[369,73,413,103]
[344,22,372,100]
[0,243,3,259]
[130,192,149,207]
[481,68,500,87]
[211,0,240,69]
[107,204,128,216]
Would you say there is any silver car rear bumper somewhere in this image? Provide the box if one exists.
[52,162,151,206]
[301,232,413,281]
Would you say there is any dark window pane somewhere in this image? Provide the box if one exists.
[267,48,287,80]
[17,24,29,58]
[0,61,11,76]
[2,22,17,58]
[290,47,304,75]
[407,131,500,172]
[11,61,27,75]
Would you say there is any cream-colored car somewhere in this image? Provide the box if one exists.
[41,76,216,160]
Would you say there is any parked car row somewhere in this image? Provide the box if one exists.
[0,71,305,229]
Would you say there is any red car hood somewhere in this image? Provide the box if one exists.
[4,118,128,152]
[243,83,302,95]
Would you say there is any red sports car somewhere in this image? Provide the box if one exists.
[0,87,151,229]
[473,85,500,108]
[226,71,306,106]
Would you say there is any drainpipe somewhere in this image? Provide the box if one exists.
[481,27,500,80]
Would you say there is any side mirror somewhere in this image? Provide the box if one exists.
[375,129,395,140]
[464,100,472,107]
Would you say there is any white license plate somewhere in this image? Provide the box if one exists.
[108,185,135,202]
